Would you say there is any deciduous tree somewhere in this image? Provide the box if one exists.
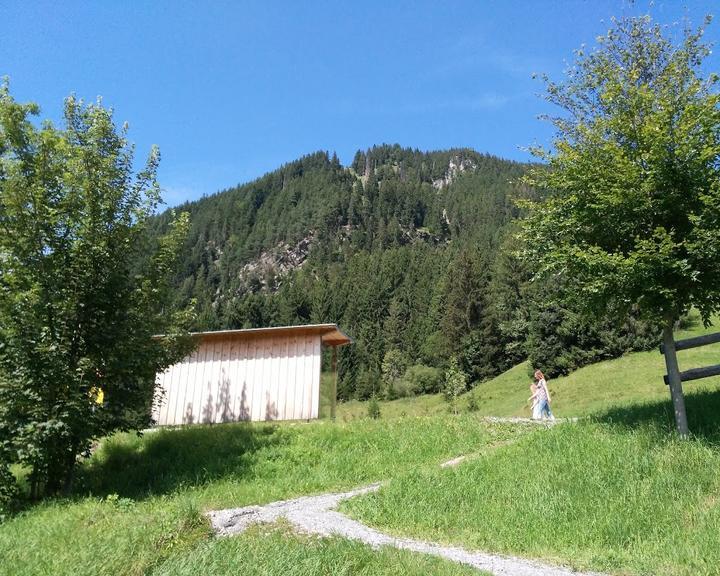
[522,16,720,436]
[0,82,194,497]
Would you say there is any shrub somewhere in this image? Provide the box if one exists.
[398,364,443,396]
[367,395,381,419]
[466,393,479,412]
[381,350,409,400]
[443,357,467,414]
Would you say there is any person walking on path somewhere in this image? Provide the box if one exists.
[534,370,555,421]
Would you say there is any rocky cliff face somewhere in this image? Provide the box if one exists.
[432,156,478,189]
[237,234,314,292]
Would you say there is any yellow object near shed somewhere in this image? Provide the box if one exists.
[152,324,351,426]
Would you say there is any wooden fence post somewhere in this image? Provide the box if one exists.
[331,346,337,421]
[662,319,689,438]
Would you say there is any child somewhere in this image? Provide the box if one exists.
[528,382,541,420]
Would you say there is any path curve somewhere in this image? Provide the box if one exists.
[208,484,605,576]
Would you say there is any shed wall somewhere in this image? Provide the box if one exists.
[153,333,322,425]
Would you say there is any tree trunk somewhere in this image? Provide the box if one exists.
[62,447,79,496]
[662,318,690,438]
[29,470,40,501]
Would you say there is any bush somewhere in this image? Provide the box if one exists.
[367,395,381,419]
[443,357,467,414]
[397,364,443,396]
[466,393,479,412]
[381,350,409,400]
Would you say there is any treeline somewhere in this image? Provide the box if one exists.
[149,145,659,399]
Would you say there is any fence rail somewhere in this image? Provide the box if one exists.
[660,331,720,386]
[659,331,720,354]
[663,363,720,385]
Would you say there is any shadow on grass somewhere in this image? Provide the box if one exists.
[595,388,720,443]
[76,423,287,499]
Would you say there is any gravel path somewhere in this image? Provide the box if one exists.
[208,483,605,576]
[480,417,579,425]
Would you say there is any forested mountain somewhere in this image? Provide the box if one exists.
[149,145,658,399]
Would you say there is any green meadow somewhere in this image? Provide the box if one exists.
[1,416,519,576]
[343,411,720,576]
[2,317,719,576]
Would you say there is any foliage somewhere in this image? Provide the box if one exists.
[148,146,529,398]
[145,138,670,397]
[381,349,409,399]
[525,278,659,377]
[522,15,720,327]
[398,364,443,396]
[443,357,467,413]
[0,83,193,498]
[354,368,381,401]
[466,392,479,412]
[0,463,17,521]
[367,395,381,419]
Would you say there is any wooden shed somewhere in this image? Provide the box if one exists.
[152,324,351,426]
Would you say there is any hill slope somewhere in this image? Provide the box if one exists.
[337,313,720,421]
[150,146,532,398]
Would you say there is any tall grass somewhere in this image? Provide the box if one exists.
[0,416,526,576]
[343,394,720,576]
[154,524,486,576]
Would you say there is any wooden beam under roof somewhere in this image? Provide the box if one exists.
[186,323,352,347]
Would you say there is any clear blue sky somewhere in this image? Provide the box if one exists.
[2,1,717,206]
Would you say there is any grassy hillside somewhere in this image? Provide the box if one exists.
[331,317,720,575]
[468,316,720,419]
[343,415,720,576]
[337,314,720,421]
[5,389,719,575]
[0,416,522,576]
[3,316,719,576]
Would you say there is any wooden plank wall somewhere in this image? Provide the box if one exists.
[152,333,322,425]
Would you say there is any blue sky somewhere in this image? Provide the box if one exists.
[2,1,718,206]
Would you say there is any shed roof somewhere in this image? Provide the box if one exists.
[188,323,352,347]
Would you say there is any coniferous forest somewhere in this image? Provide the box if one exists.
[148,145,658,400]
